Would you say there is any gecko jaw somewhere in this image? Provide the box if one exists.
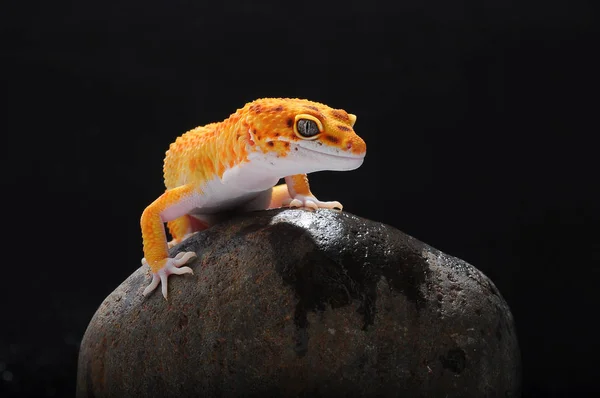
[294,140,365,159]
[290,141,365,171]
[296,144,365,161]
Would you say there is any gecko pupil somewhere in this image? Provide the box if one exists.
[297,119,319,137]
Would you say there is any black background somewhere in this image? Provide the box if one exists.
[1,0,597,397]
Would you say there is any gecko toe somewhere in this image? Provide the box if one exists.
[173,252,196,266]
[170,266,193,275]
[143,273,160,296]
[328,201,343,210]
[160,273,169,299]
[287,198,304,208]
[304,200,319,210]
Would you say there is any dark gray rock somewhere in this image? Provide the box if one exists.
[77,208,521,397]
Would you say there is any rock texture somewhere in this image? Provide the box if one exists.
[77,208,521,397]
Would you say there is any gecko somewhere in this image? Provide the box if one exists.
[140,97,367,299]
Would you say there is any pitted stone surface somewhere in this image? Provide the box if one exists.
[77,208,521,397]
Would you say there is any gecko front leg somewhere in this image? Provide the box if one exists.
[282,174,343,210]
[140,184,198,299]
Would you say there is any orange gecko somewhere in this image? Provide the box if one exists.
[140,98,367,299]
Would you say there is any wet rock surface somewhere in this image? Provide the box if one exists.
[77,208,521,397]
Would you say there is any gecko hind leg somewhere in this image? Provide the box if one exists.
[166,215,209,248]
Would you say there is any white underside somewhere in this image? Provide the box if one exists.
[159,139,364,223]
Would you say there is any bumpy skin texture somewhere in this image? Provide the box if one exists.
[140,98,367,299]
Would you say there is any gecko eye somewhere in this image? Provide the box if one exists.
[293,114,323,140]
[294,117,322,140]
[297,119,319,137]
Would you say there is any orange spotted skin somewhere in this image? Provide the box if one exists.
[140,98,366,298]
[163,98,364,189]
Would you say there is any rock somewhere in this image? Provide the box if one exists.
[77,208,521,397]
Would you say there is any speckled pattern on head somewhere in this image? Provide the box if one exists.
[163,98,365,189]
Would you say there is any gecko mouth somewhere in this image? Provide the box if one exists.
[294,141,366,160]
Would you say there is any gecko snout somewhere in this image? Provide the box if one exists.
[344,134,367,156]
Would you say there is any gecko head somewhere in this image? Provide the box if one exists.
[243,98,367,175]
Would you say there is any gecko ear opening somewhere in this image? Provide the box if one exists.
[348,114,357,127]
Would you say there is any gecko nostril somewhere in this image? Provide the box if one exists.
[346,136,367,155]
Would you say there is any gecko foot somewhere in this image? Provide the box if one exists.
[284,195,343,211]
[141,251,196,299]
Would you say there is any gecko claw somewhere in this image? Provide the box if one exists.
[142,251,197,299]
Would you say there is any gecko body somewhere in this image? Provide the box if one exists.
[140,98,367,298]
